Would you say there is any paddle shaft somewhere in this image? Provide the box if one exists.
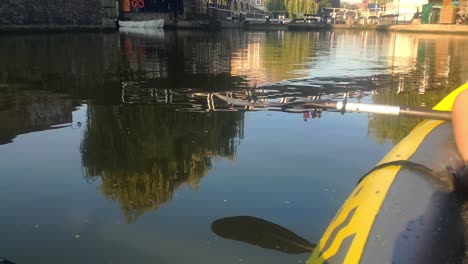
[214,93,452,120]
[321,101,452,121]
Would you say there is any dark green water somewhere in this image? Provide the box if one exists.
[1,30,468,264]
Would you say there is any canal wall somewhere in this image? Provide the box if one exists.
[377,24,468,34]
[0,0,117,31]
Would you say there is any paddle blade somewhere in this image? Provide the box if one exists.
[211,216,315,254]
[0,257,15,264]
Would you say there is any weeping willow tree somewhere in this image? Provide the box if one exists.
[286,0,316,16]
[266,0,330,17]
[81,104,244,222]
[266,0,287,13]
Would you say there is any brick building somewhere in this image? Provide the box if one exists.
[0,0,117,30]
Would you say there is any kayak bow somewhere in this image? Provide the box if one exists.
[308,83,468,264]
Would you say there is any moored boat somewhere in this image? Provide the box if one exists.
[118,19,164,28]
[308,83,468,264]
[244,22,288,30]
[287,22,327,31]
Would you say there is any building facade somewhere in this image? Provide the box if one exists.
[0,0,117,30]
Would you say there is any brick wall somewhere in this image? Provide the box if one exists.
[0,0,117,29]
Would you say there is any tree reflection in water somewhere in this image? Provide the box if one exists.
[81,104,244,222]
[368,86,450,144]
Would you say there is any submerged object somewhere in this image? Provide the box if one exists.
[309,83,468,263]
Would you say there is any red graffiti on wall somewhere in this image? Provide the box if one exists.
[131,0,145,9]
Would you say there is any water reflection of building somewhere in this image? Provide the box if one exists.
[386,34,468,94]
[369,34,468,144]
[388,33,418,75]
[121,30,232,76]
[120,30,321,89]
[0,34,121,104]
[0,34,122,144]
[0,93,76,144]
[120,30,245,90]
[230,33,266,86]
[122,30,168,79]
[230,31,316,86]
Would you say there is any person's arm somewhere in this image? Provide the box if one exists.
[453,89,468,162]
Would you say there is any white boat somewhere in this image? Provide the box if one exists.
[118,19,164,28]
[119,27,165,38]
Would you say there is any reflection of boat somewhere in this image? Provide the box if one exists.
[118,19,164,28]
[119,27,165,37]
[244,22,288,30]
[309,83,468,263]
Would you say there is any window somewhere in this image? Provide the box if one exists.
[255,0,261,6]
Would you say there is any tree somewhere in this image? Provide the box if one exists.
[81,104,245,222]
[265,0,330,17]
[317,0,331,8]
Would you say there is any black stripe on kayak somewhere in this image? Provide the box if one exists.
[357,160,453,188]
[318,206,358,258]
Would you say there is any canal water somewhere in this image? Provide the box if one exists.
[1,29,468,263]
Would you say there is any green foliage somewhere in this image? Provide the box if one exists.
[81,104,244,222]
[266,0,287,13]
[317,0,331,8]
[265,0,330,16]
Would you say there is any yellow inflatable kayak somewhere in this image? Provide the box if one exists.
[308,83,468,264]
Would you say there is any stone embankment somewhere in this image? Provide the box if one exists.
[377,24,468,34]
[0,0,117,31]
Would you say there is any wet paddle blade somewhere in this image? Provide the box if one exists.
[0,257,15,264]
[211,216,315,254]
